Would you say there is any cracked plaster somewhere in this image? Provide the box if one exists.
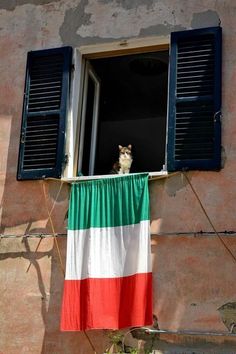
[59,0,188,46]
[0,0,62,11]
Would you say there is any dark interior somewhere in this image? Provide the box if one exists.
[84,50,169,175]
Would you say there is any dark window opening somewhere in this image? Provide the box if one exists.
[81,76,96,175]
[80,50,169,176]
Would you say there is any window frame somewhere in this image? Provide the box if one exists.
[78,61,101,176]
[63,35,170,179]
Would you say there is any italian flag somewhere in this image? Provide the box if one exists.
[61,173,152,331]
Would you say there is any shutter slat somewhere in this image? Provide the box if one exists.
[28,105,60,112]
[29,92,61,97]
[30,82,61,88]
[177,80,214,86]
[177,63,214,70]
[177,74,214,80]
[177,69,214,75]
[177,58,214,65]
[176,121,213,127]
[26,127,58,133]
[29,100,61,105]
[24,136,58,140]
[24,148,57,153]
[178,52,213,60]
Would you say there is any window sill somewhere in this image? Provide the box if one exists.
[59,170,168,183]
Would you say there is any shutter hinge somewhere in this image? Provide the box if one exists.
[214,111,222,123]
[21,131,25,144]
[63,154,69,165]
[24,92,29,101]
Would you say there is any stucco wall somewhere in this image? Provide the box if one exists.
[0,0,236,353]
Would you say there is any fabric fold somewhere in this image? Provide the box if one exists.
[61,173,152,331]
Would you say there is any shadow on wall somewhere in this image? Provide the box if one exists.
[0,88,69,234]
[40,237,89,353]
[0,108,93,351]
[0,171,69,236]
[40,237,110,354]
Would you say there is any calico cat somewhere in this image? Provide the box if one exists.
[110,145,133,174]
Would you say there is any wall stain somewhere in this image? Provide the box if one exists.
[0,0,61,11]
[60,0,97,47]
[60,0,144,46]
[165,173,188,197]
[221,145,227,169]
[60,1,186,47]
[140,22,186,37]
[218,302,236,333]
[191,10,220,29]
[98,0,154,11]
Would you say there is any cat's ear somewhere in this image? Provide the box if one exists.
[119,145,123,150]
[128,144,132,150]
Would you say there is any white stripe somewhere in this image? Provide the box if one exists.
[65,220,151,280]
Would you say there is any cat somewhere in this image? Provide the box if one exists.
[110,145,133,174]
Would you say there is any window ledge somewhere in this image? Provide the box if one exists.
[59,170,168,183]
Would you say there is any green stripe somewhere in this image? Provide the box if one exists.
[68,173,149,230]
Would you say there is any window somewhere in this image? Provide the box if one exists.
[17,27,222,180]
[79,50,168,176]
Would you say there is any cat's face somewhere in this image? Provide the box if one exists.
[119,145,132,158]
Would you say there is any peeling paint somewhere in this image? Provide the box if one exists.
[165,173,188,197]
[0,0,61,11]
[60,2,186,47]
[60,31,120,47]
[60,0,158,46]
[98,0,155,11]
[191,10,220,29]
[218,302,236,333]
[60,0,151,46]
[60,0,187,46]
[140,22,186,36]
[59,0,96,46]
[221,146,227,168]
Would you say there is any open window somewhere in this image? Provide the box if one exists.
[17,27,222,180]
[77,26,222,176]
[78,50,168,176]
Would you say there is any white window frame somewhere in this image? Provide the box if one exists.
[63,35,170,179]
[78,62,100,175]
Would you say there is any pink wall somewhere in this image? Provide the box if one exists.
[0,0,236,353]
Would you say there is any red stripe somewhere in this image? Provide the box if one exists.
[61,273,152,331]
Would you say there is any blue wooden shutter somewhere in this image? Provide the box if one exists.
[167,27,222,171]
[17,46,72,180]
